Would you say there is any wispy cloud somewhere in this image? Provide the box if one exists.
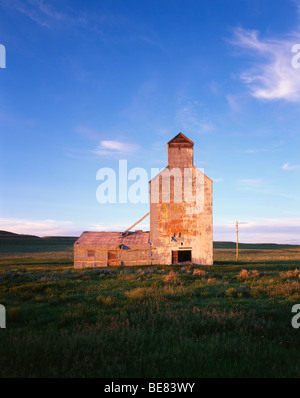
[0,217,79,236]
[2,216,298,243]
[214,217,300,244]
[237,178,300,201]
[226,94,243,112]
[1,0,68,28]
[293,0,300,18]
[93,140,140,156]
[0,0,104,30]
[176,99,214,134]
[283,162,300,171]
[76,125,102,141]
[237,178,264,191]
[119,80,159,123]
[229,24,300,101]
[89,223,149,232]
[242,148,268,154]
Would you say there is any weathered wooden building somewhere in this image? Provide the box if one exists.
[74,231,152,267]
[74,133,213,268]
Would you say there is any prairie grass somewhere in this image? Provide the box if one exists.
[193,268,208,276]
[164,270,181,284]
[0,241,300,377]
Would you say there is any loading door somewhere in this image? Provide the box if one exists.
[107,250,118,266]
[172,250,178,264]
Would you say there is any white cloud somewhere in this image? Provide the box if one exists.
[0,217,150,237]
[2,216,298,244]
[230,25,300,101]
[101,141,138,152]
[283,162,300,171]
[93,140,140,156]
[214,218,300,244]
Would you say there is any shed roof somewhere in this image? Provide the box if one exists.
[74,231,150,246]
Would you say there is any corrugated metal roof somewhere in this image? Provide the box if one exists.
[74,231,150,246]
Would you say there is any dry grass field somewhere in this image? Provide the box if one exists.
[0,236,300,378]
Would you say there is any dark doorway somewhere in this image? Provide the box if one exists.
[178,250,192,263]
[172,250,192,264]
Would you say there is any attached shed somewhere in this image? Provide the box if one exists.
[74,230,152,268]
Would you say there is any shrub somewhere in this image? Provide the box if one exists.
[225,288,237,298]
[239,269,249,279]
[280,269,300,279]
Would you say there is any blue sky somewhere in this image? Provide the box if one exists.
[0,0,300,243]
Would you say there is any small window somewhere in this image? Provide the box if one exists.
[87,250,95,259]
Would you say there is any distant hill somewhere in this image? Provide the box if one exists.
[214,241,300,249]
[0,230,41,239]
[0,230,78,246]
[0,231,299,249]
[41,236,79,244]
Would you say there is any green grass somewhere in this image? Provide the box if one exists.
[1,239,300,378]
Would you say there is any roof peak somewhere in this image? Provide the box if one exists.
[167,132,194,146]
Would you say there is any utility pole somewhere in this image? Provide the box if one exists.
[236,220,239,262]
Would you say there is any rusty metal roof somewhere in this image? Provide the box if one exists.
[167,132,194,146]
[74,231,150,246]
